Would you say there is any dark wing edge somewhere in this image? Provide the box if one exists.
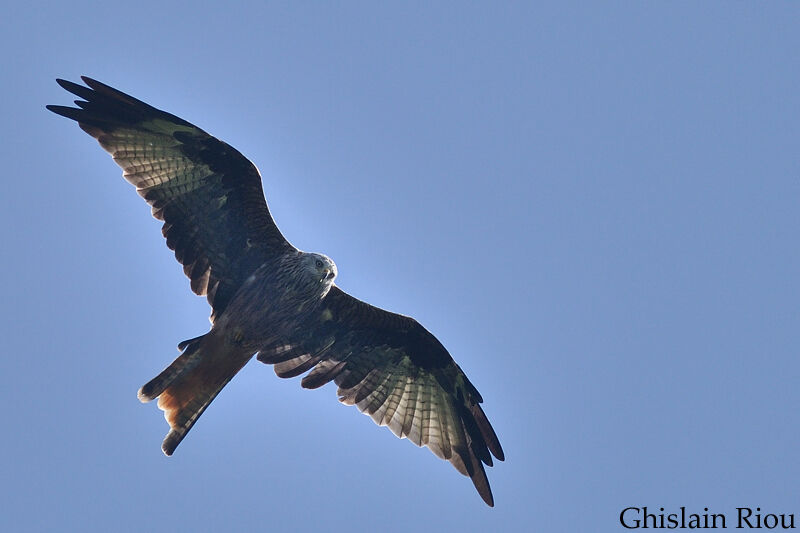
[47,76,294,320]
[257,286,505,506]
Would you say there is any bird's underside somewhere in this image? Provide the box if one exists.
[48,76,505,506]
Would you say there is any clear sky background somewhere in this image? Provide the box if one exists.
[2,2,799,532]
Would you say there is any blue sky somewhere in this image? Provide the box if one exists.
[2,2,799,532]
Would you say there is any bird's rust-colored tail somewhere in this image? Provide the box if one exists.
[138,334,254,455]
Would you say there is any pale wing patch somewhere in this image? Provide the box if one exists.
[336,354,465,464]
[90,128,221,296]
[141,117,200,136]
[96,129,213,195]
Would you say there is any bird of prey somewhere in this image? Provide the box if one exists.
[48,77,504,506]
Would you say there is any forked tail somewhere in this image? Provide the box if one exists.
[138,333,254,455]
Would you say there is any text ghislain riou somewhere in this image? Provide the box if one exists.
[620,507,795,529]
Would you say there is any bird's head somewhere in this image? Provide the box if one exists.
[304,252,337,285]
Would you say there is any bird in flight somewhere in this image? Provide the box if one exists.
[48,77,504,506]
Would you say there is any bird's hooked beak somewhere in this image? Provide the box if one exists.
[321,268,333,282]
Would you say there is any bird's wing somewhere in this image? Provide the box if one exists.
[48,77,294,321]
[257,286,504,506]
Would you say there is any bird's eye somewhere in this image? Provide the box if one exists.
[315,259,323,268]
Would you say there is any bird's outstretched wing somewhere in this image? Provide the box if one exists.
[257,286,504,506]
[47,77,294,320]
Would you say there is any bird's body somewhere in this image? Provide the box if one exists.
[217,251,338,348]
[139,250,337,454]
[48,77,504,506]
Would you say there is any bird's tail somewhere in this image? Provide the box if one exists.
[138,333,254,455]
